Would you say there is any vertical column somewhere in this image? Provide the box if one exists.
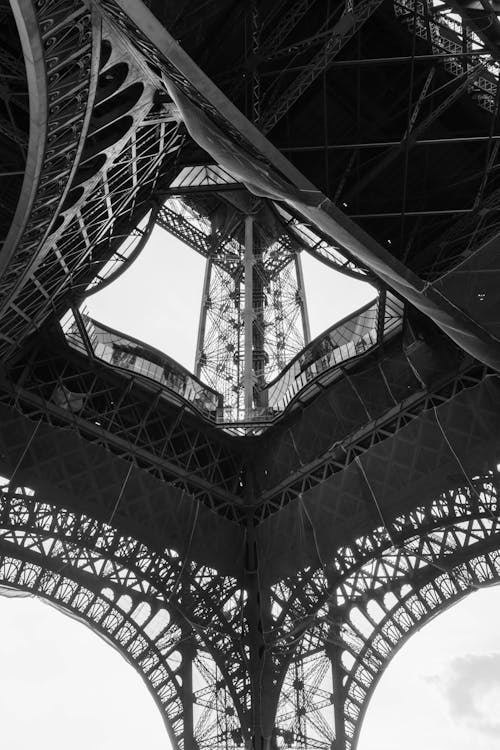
[195,257,212,378]
[244,517,278,750]
[294,252,311,345]
[332,649,347,750]
[326,612,347,750]
[244,215,254,417]
[179,635,196,750]
[243,465,278,750]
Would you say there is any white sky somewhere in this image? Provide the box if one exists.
[86,228,206,370]
[85,226,377,370]
[359,587,500,750]
[10,229,495,748]
[0,594,166,749]
[3,586,500,748]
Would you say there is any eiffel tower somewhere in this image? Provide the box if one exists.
[2,0,500,747]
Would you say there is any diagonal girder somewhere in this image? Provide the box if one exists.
[100,0,500,371]
[260,0,385,134]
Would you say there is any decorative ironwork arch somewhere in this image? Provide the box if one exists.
[0,545,184,748]
[269,474,500,749]
[344,545,500,749]
[0,479,246,750]
[269,473,499,642]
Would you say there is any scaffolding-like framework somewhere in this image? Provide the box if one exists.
[3,0,500,748]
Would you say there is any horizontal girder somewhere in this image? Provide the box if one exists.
[3,2,500,749]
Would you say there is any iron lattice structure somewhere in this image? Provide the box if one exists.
[157,191,310,419]
[3,0,500,749]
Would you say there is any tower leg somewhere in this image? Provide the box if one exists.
[195,258,212,378]
[179,637,196,750]
[244,215,254,417]
[328,614,347,750]
[294,252,311,345]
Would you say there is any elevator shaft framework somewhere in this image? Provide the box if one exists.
[4,0,500,749]
[188,204,311,421]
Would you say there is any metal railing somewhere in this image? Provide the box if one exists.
[261,293,403,413]
[62,309,222,419]
[60,293,403,432]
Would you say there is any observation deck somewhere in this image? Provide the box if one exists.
[61,289,403,433]
[3,1,500,749]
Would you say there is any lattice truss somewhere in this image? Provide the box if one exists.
[199,256,306,412]
[3,466,500,749]
[198,235,306,413]
[267,471,500,749]
[389,0,500,273]
[158,193,308,412]
[7,0,500,748]
[0,2,185,358]
[199,260,243,409]
[5,342,244,518]
[259,243,306,381]
[394,0,499,114]
[0,476,247,750]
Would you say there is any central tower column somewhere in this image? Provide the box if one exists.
[191,201,311,422]
[243,468,278,750]
[244,214,255,417]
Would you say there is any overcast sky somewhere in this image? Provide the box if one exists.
[3,230,496,748]
[3,579,500,748]
[85,227,377,368]
[359,587,500,750]
[0,595,166,750]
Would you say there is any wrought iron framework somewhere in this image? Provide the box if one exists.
[157,189,312,421]
[3,0,500,749]
[2,465,500,749]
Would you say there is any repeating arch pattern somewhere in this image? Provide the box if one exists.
[4,474,500,748]
[270,474,500,749]
[0,544,184,746]
[0,479,245,749]
[345,551,500,749]
[5,0,500,748]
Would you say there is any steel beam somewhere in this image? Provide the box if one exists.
[446,0,500,63]
[345,63,486,201]
[244,214,254,416]
[287,49,492,68]
[348,208,474,217]
[280,134,500,150]
[105,0,500,369]
[157,204,212,257]
[195,257,213,378]
[260,0,385,134]
[294,251,311,344]
[262,0,317,57]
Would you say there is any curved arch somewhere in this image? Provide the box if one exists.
[0,483,242,645]
[0,591,167,747]
[269,473,500,644]
[345,551,500,749]
[270,475,500,749]
[339,513,500,748]
[1,0,49,277]
[0,548,183,748]
[84,204,159,296]
[0,480,246,750]
[0,0,100,294]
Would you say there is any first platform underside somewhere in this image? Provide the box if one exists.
[1,0,500,748]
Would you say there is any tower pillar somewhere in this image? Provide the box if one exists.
[195,257,213,379]
[327,608,347,750]
[244,214,255,417]
[179,635,196,750]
